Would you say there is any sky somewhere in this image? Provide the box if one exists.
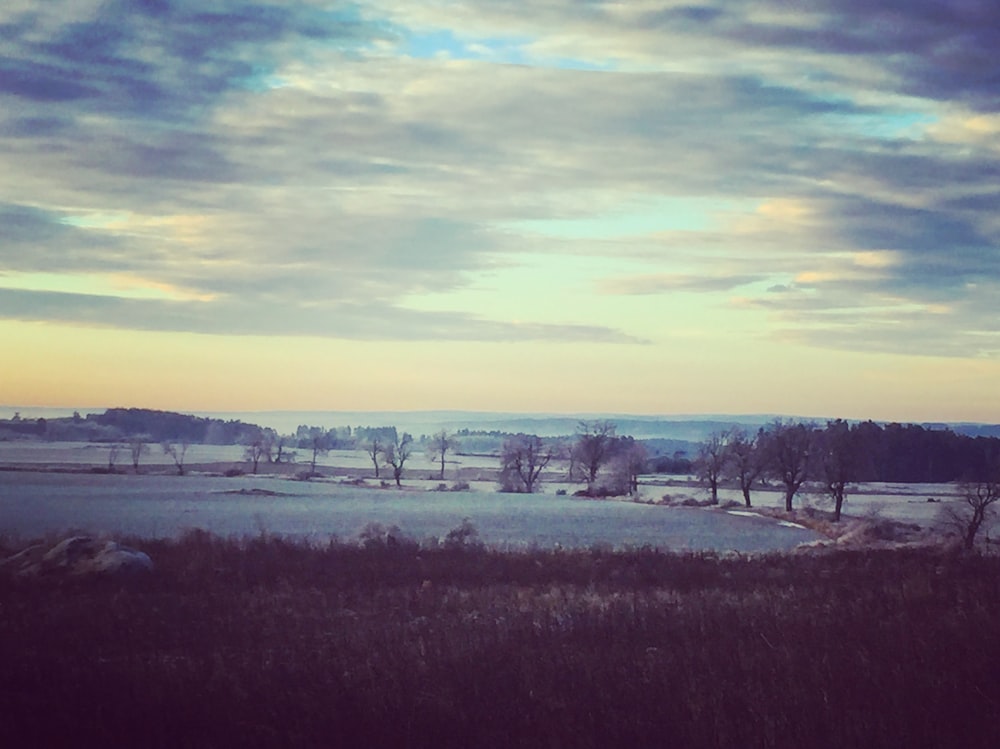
[1,0,999,423]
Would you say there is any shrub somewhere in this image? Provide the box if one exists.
[442,518,482,550]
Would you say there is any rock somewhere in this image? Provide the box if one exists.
[1,535,153,580]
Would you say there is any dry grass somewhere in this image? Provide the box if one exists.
[2,532,1000,748]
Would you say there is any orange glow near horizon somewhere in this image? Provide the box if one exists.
[3,320,999,424]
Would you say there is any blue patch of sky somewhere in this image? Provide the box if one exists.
[824,110,937,140]
[400,28,610,71]
[402,28,527,63]
[59,213,129,229]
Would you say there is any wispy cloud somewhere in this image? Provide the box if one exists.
[1,0,998,359]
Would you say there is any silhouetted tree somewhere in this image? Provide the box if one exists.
[940,474,1000,550]
[162,441,189,476]
[366,436,383,479]
[107,444,121,472]
[816,420,859,521]
[305,427,330,475]
[724,427,765,507]
[428,429,458,481]
[762,420,814,512]
[243,430,270,474]
[499,434,553,493]
[605,437,647,496]
[573,420,617,492]
[695,431,730,505]
[381,432,413,487]
[129,437,149,473]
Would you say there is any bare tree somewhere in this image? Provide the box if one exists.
[243,430,270,475]
[573,420,617,493]
[381,432,413,487]
[366,436,383,479]
[605,437,647,497]
[499,434,553,493]
[762,420,814,512]
[269,432,294,464]
[940,477,1000,550]
[306,427,330,475]
[816,419,858,521]
[724,427,765,508]
[428,429,458,481]
[695,431,730,505]
[129,437,149,473]
[162,441,189,476]
[107,443,121,472]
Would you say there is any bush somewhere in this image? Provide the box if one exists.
[442,518,482,550]
[356,522,415,550]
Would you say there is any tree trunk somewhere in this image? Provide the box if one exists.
[742,485,752,508]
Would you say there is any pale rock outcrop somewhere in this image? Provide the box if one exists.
[1,535,153,580]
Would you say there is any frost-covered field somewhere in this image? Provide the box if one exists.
[0,442,966,550]
[0,442,504,472]
[0,470,827,552]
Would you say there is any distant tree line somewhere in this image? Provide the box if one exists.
[0,408,263,445]
[691,420,1000,521]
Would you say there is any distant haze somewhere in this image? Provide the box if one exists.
[6,406,998,443]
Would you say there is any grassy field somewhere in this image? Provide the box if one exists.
[2,532,999,748]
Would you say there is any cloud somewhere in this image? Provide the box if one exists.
[1,0,999,359]
[0,287,644,344]
[598,274,762,296]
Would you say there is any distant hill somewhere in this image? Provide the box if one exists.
[4,406,1000,450]
[194,410,778,442]
[0,408,263,444]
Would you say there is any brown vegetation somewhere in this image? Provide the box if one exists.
[2,532,999,748]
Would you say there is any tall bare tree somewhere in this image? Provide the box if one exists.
[573,420,617,493]
[366,436,383,479]
[941,475,1000,550]
[306,427,330,475]
[724,427,765,508]
[162,441,189,476]
[381,432,413,487]
[129,437,149,473]
[428,429,458,481]
[107,443,121,472]
[762,420,814,512]
[605,437,647,497]
[695,431,730,505]
[243,429,271,474]
[816,419,858,521]
[499,434,553,493]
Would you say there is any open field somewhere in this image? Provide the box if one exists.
[2,535,1000,748]
[0,470,825,552]
[0,441,972,550]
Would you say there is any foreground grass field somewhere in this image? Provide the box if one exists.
[2,533,999,748]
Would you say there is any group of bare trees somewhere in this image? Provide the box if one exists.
[497,421,647,496]
[499,434,555,493]
[695,420,1000,548]
[695,420,862,518]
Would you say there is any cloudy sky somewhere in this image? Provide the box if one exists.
[2,0,999,421]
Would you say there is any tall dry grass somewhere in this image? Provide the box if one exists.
[2,531,999,747]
